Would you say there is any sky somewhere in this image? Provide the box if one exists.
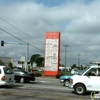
[0,0,100,67]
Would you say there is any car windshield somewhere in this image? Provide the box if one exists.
[3,67,13,74]
[13,69,28,74]
[21,70,28,74]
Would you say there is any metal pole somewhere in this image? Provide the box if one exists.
[78,54,80,69]
[82,60,84,70]
[26,43,29,72]
[63,45,69,72]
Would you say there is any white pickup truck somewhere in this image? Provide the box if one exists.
[68,64,100,95]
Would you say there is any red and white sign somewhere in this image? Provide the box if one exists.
[44,32,60,76]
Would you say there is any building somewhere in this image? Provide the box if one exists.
[0,57,13,66]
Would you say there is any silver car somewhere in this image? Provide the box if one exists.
[0,65,15,86]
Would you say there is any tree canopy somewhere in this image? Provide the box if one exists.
[30,54,44,67]
[8,62,13,69]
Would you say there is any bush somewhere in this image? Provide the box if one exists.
[34,73,42,77]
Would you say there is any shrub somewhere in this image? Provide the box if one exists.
[35,73,42,77]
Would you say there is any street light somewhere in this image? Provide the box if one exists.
[63,45,69,72]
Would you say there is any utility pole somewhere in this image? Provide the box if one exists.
[82,60,85,70]
[26,43,29,72]
[63,45,69,72]
[78,54,80,69]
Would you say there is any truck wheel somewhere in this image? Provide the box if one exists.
[74,84,86,95]
[20,78,25,83]
[64,80,69,87]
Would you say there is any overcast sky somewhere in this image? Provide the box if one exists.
[0,0,100,67]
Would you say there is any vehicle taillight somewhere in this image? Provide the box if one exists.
[1,76,5,81]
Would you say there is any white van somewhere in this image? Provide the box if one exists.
[68,64,100,95]
[0,65,15,86]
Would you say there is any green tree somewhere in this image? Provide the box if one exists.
[36,57,44,67]
[71,64,77,69]
[30,54,44,67]
[0,59,5,65]
[8,62,13,69]
[60,64,65,67]
[30,54,41,65]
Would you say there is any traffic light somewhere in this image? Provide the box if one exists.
[1,41,4,46]
[27,62,30,64]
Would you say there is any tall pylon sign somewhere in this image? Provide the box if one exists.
[44,32,60,76]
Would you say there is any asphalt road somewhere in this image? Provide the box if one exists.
[0,77,92,100]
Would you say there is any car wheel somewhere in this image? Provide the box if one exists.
[74,84,86,95]
[20,77,25,83]
[64,80,69,87]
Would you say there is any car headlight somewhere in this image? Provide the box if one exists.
[70,79,73,84]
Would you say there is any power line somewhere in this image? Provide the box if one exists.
[0,27,44,52]
[0,17,44,45]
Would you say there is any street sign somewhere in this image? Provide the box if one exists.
[18,43,26,45]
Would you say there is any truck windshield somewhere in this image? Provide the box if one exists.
[78,67,90,75]
[76,70,83,75]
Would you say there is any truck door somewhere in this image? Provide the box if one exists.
[85,68,100,91]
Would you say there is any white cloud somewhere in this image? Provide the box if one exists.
[64,1,100,34]
[0,0,100,66]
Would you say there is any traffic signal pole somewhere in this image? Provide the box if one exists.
[1,41,30,72]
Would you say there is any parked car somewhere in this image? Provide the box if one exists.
[13,68,35,83]
[60,70,83,87]
[0,65,15,86]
